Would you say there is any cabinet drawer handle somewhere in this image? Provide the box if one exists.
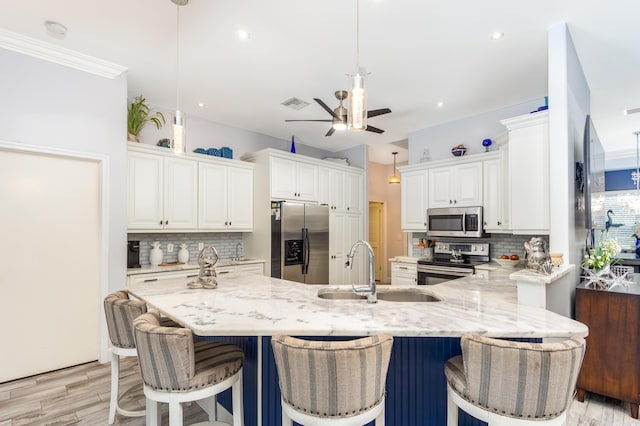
[218,271,230,274]
[186,274,197,278]
[143,278,158,282]
[399,266,408,270]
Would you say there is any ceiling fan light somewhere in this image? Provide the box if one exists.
[333,121,347,131]
[348,71,367,131]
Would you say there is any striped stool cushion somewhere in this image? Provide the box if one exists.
[104,291,147,349]
[134,312,243,392]
[444,355,466,397]
[271,334,393,419]
[447,334,585,420]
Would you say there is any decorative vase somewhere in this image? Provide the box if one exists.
[290,136,296,153]
[150,241,163,266]
[178,243,190,263]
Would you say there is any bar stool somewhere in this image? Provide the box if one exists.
[444,334,585,426]
[133,312,245,426]
[271,334,394,426]
[103,290,155,424]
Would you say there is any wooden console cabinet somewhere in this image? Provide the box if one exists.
[575,284,640,418]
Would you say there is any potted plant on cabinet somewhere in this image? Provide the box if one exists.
[127,95,165,142]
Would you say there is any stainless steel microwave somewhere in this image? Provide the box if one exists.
[426,206,483,238]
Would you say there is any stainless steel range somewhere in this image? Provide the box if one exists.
[417,242,490,285]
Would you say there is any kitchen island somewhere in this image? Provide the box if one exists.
[127,268,587,426]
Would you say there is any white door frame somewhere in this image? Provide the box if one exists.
[0,140,110,363]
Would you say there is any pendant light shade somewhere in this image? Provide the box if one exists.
[347,0,368,131]
[389,152,400,184]
[171,0,188,153]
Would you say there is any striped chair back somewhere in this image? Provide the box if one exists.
[104,291,147,349]
[271,334,394,419]
[460,334,585,419]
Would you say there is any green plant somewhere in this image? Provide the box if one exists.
[127,95,165,141]
[582,238,621,272]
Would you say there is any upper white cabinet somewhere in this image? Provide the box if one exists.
[428,162,482,207]
[482,140,510,233]
[127,143,254,232]
[501,111,549,234]
[320,169,363,213]
[199,162,253,231]
[270,156,318,202]
[128,150,197,230]
[401,169,429,231]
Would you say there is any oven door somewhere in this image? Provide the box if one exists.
[417,264,473,285]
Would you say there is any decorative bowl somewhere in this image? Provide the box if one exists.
[451,147,467,157]
[493,258,522,268]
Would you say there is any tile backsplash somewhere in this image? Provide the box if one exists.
[129,232,243,266]
[410,232,548,259]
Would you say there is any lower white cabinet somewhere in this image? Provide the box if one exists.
[329,212,365,285]
[127,262,265,286]
[391,262,417,285]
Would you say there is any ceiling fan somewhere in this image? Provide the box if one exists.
[285,90,391,136]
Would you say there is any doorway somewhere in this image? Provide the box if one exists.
[0,147,101,382]
[369,201,388,284]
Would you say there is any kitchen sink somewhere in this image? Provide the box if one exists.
[317,288,442,302]
[317,289,367,300]
[376,288,442,302]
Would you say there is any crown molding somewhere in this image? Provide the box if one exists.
[0,28,127,79]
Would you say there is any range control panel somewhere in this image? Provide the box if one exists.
[434,242,489,255]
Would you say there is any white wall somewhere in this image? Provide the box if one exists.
[0,47,127,359]
[138,106,337,161]
[408,99,544,164]
[547,22,590,318]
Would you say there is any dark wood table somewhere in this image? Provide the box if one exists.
[576,282,640,418]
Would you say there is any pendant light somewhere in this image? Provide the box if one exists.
[347,0,367,131]
[389,152,400,184]
[171,0,188,153]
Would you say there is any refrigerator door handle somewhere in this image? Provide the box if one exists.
[303,227,310,274]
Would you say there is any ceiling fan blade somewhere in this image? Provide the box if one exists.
[365,125,385,134]
[314,98,340,119]
[367,108,392,118]
[285,119,332,122]
[325,127,336,137]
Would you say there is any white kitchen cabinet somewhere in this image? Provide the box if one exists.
[199,162,253,231]
[128,262,265,287]
[270,156,318,202]
[428,162,483,208]
[482,147,511,233]
[323,170,363,213]
[401,169,429,231]
[329,212,364,285]
[318,167,332,206]
[216,263,264,276]
[391,262,417,285]
[501,111,549,234]
[128,150,198,230]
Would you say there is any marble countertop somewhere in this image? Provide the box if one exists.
[127,268,587,339]
[389,256,420,264]
[509,264,576,284]
[127,258,265,276]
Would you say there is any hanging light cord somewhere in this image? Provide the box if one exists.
[175,3,181,112]
[355,0,360,71]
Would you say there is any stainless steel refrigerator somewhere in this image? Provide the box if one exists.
[271,201,329,284]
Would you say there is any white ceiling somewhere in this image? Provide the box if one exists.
[3,0,640,165]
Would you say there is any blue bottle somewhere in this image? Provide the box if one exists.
[290,136,296,153]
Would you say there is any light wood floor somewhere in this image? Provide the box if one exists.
[1,358,639,425]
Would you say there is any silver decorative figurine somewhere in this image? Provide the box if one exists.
[188,245,219,289]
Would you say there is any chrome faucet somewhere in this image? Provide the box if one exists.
[234,242,242,261]
[345,240,377,304]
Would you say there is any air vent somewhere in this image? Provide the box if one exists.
[624,107,640,115]
[281,97,310,110]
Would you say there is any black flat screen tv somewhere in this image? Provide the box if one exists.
[582,114,605,230]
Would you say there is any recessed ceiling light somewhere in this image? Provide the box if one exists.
[491,31,504,40]
[198,102,205,108]
[44,20,67,39]
[437,101,444,108]
[237,29,251,40]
